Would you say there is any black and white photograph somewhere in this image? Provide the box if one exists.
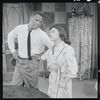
[2,1,98,98]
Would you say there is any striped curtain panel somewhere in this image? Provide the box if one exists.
[68,17,92,80]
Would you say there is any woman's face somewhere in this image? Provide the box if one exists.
[29,14,43,30]
[49,27,59,41]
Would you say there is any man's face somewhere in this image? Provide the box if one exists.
[29,14,43,30]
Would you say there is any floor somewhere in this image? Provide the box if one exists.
[3,77,98,98]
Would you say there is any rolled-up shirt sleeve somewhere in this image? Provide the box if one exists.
[64,47,78,78]
[41,32,54,48]
[7,26,18,53]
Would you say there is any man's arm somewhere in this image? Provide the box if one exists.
[41,32,54,49]
[7,26,25,64]
[7,26,18,60]
[35,46,48,61]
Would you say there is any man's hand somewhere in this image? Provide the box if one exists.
[12,52,21,63]
[12,52,18,60]
[12,52,26,65]
[35,54,41,61]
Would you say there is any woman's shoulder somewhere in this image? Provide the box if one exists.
[63,42,74,53]
[64,42,73,49]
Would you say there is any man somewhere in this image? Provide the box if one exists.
[7,11,54,89]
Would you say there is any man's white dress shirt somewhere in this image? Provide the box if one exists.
[8,24,54,58]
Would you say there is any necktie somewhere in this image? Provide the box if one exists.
[27,31,32,60]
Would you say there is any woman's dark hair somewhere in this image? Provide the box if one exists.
[49,24,71,45]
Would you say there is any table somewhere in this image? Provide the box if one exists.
[3,85,50,98]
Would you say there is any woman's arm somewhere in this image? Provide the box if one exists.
[64,46,78,78]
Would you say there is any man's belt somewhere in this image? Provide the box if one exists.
[18,54,40,61]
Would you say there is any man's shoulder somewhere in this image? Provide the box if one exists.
[18,24,27,27]
[16,24,27,28]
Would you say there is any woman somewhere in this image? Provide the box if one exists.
[41,25,78,98]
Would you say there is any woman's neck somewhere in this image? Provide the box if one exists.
[54,38,62,47]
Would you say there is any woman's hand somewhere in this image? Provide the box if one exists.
[48,64,58,72]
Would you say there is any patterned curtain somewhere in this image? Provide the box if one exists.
[68,17,92,80]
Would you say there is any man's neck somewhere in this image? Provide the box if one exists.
[28,24,38,31]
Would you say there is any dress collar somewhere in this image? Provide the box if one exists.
[50,41,65,62]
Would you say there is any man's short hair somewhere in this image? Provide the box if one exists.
[31,11,43,18]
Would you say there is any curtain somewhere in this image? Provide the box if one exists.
[68,16,92,80]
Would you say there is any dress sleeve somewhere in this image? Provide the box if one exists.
[64,46,78,78]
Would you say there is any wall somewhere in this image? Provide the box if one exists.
[31,3,97,78]
[91,3,98,79]
[3,3,24,81]
[31,3,92,37]
[3,3,98,81]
